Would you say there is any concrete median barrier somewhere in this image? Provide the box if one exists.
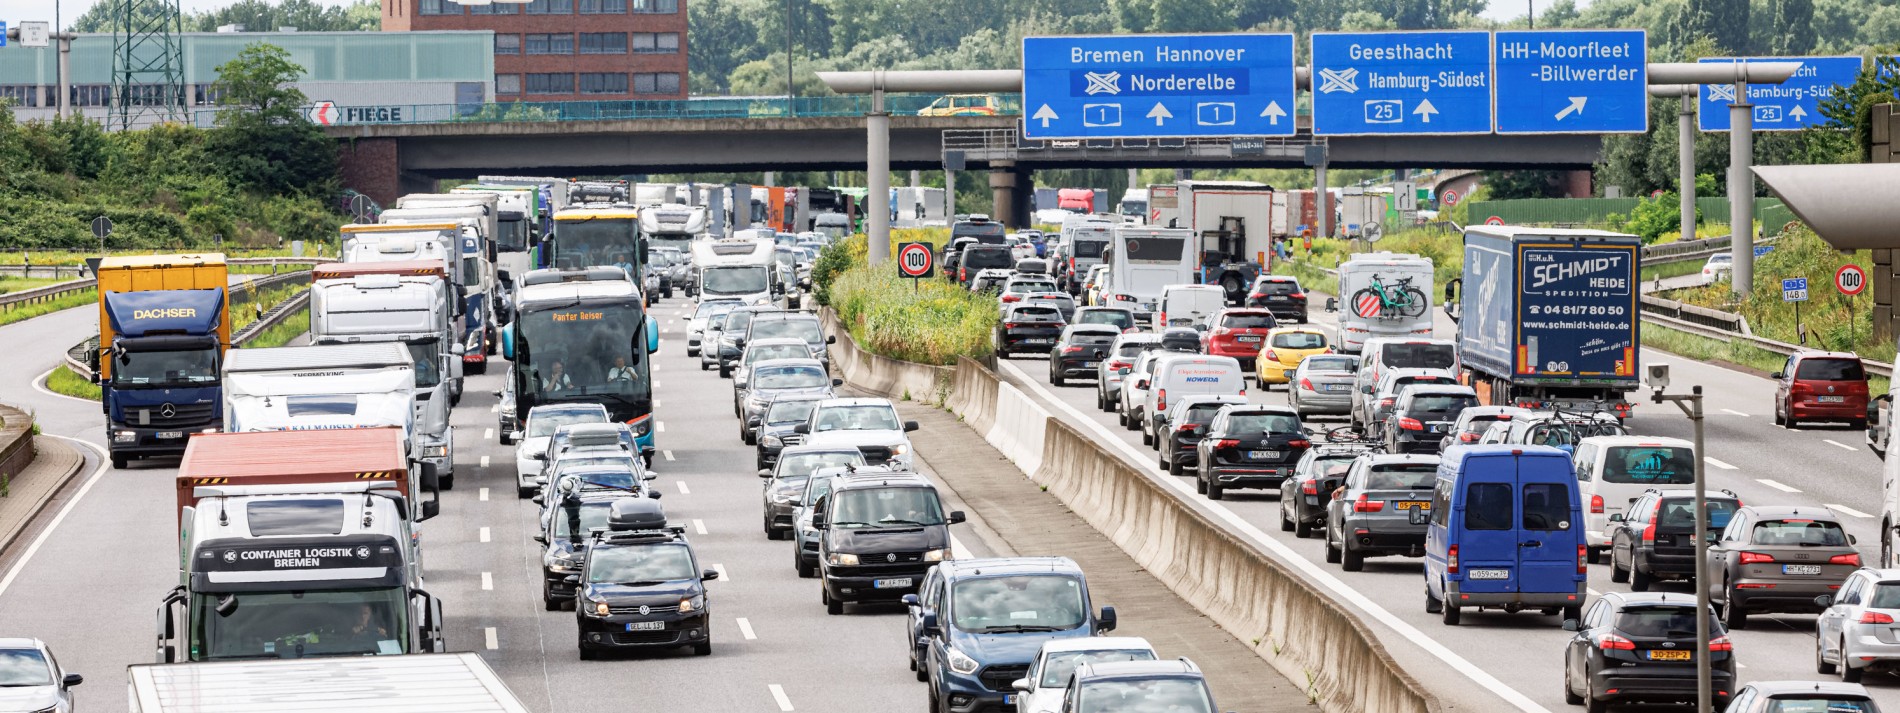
[821,308,953,404]
[986,382,1047,475]
[950,357,1000,434]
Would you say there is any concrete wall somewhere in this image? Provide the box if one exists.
[336,137,404,207]
[1871,103,1899,344]
[821,309,953,406]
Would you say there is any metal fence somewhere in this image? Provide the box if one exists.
[1466,196,1794,230]
[194,93,1027,128]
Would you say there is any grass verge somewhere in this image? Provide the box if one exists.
[243,308,308,349]
[817,234,996,365]
[1271,260,1339,296]
[0,288,95,327]
[0,276,65,293]
[232,284,306,333]
[45,364,102,401]
[1640,258,1706,284]
[1643,322,1889,396]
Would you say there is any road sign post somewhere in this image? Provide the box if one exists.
[1493,29,1648,134]
[1021,33,1297,140]
[1698,56,1861,131]
[1784,277,1809,344]
[1310,30,1493,136]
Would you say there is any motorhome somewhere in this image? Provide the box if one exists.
[692,237,779,306]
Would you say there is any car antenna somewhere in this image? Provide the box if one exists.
[362,491,375,528]
[218,498,229,526]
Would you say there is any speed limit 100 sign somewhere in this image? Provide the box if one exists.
[897,241,935,279]
[1837,264,1867,296]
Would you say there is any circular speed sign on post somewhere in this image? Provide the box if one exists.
[897,241,935,279]
[1837,264,1867,296]
[1484,216,1505,226]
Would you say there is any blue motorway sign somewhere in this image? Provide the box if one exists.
[1698,56,1862,131]
[1755,245,1774,257]
[1494,30,1648,134]
[0,22,7,48]
[1782,277,1809,302]
[1021,33,1297,140]
[1310,31,1493,136]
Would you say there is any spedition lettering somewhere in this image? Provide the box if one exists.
[552,311,605,322]
[132,307,197,319]
[241,547,360,568]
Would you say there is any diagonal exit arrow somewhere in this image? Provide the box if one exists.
[1146,102,1173,126]
[1032,104,1059,128]
[1554,96,1587,121]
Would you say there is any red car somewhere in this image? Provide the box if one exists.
[1200,308,1279,372]
[1774,350,1869,428]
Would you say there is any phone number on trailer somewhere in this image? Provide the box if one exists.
[1529,304,1625,316]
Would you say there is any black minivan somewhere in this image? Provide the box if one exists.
[815,469,964,615]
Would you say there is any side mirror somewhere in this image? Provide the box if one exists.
[61,673,81,688]
[1325,297,1339,312]
[532,451,549,461]
[922,611,940,635]
[1607,513,1625,523]
[532,495,545,506]
[509,431,523,442]
[1561,619,1579,632]
[644,472,658,481]
[826,336,837,344]
[759,468,773,479]
[702,568,720,581]
[904,420,920,433]
[1815,594,1836,608]
[534,476,548,486]
[648,490,663,499]
[1850,534,1859,545]
[1011,678,1031,693]
[833,378,844,386]
[562,574,580,585]
[1097,605,1117,632]
[1772,372,1786,379]
[949,510,967,524]
[1361,384,1373,394]
[420,500,441,521]
[901,594,921,607]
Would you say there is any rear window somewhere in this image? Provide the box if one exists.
[1185,404,1227,423]
[1366,464,1437,489]
[1869,583,1900,609]
[1007,280,1058,293]
[1381,343,1456,370]
[1465,482,1513,530]
[953,222,1006,240]
[1116,342,1154,357]
[1071,333,1116,346]
[1656,498,1737,529]
[1272,331,1326,349]
[1303,356,1357,372]
[1221,313,1278,329]
[1796,358,1865,380]
[1750,519,1848,546]
[1602,446,1695,485]
[1079,311,1135,330]
[1614,605,1714,638]
[1408,394,1476,412]
[1013,307,1061,321]
[1226,412,1301,434]
[963,248,1013,269]
[1255,280,1300,295]
[1522,483,1570,530]
[1764,699,1874,713]
[1070,239,1107,259]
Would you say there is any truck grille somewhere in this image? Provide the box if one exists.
[133,402,216,428]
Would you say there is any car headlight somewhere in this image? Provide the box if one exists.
[113,430,136,443]
[923,548,947,562]
[593,600,611,616]
[772,491,797,504]
[545,553,577,571]
[762,435,783,447]
[422,444,449,458]
[680,594,704,613]
[946,645,980,675]
[827,552,859,566]
[890,443,910,456]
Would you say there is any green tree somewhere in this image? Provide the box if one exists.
[1770,0,1818,55]
[191,0,381,32]
[1815,55,1900,162]
[1482,170,1569,199]
[204,43,336,198]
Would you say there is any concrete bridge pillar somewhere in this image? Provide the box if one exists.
[990,162,1030,229]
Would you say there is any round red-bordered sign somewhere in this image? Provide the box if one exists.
[1441,189,1460,206]
[1484,216,1504,226]
[897,242,935,278]
[1837,264,1867,296]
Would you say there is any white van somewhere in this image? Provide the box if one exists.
[1118,350,1170,432]
[1140,354,1247,446]
[1155,284,1227,332]
[1572,436,1698,559]
[1334,252,1435,353]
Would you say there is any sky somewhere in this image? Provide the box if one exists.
[3,0,358,30]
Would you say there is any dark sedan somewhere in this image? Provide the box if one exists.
[995,303,1067,358]
[1049,324,1120,386]
[1159,395,1247,476]
[1563,592,1734,710]
[1194,405,1310,500]
[755,395,826,470]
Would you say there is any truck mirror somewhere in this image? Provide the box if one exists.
[1325,297,1338,313]
[420,500,441,520]
[418,463,441,490]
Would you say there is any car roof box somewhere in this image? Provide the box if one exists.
[609,498,667,531]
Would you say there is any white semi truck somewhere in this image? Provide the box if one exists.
[340,222,468,402]
[221,343,447,489]
[1176,180,1277,304]
[129,653,527,712]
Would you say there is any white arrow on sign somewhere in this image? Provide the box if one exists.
[1032,104,1059,128]
[1260,101,1286,126]
[1146,103,1173,126]
[1554,96,1587,121]
[1790,105,1808,122]
[1413,98,1438,123]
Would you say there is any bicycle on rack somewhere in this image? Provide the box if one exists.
[1351,273,1429,319]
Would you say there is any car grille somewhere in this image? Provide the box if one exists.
[608,604,679,615]
[864,551,925,564]
[781,435,805,447]
[131,402,216,428]
[978,664,1030,692]
[858,446,893,465]
[610,630,680,645]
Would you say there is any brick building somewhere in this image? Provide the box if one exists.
[382,0,686,101]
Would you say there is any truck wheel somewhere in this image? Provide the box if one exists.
[1221,275,1245,305]
[111,455,128,470]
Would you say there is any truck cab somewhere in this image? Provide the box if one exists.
[221,344,436,486]
[692,237,779,307]
[339,222,468,402]
[93,253,231,470]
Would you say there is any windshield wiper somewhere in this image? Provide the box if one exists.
[873,519,936,527]
[831,521,872,528]
[979,625,1065,634]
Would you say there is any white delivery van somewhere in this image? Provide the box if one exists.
[1155,284,1228,331]
[1572,436,1697,557]
[1140,354,1246,446]
[1334,252,1435,353]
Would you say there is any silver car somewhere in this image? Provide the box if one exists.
[1324,453,1440,572]
[687,299,740,357]
[1817,568,1900,681]
[759,446,863,540]
[698,312,731,370]
[1289,353,1358,417]
[0,639,80,713]
[1096,334,1159,411]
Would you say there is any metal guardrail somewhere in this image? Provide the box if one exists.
[945,128,1327,162]
[0,258,328,314]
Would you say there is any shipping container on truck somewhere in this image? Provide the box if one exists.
[128,653,529,713]
[1178,180,1277,304]
[94,254,231,470]
[1449,226,1642,418]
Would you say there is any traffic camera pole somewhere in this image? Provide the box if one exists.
[1652,384,1708,713]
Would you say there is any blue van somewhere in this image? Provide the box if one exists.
[1423,445,1586,626]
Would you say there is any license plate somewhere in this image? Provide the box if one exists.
[1248,450,1281,459]
[1467,568,1510,580]
[1022,338,1052,345]
[1004,695,1017,705]
[1429,424,1445,433]
[874,578,913,589]
[1269,295,1289,301]
[1324,384,1350,392]
[1818,395,1845,403]
[1783,564,1822,575]
[1646,650,1692,661]
[1394,501,1430,510]
[1238,336,1262,343]
[626,621,665,631]
[1083,361,1098,367]
[156,431,183,440]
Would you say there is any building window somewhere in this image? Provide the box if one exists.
[469,2,519,13]
[495,33,520,54]
[631,0,677,12]
[496,74,521,95]
[524,33,574,54]
[525,73,575,95]
[580,73,628,95]
[420,0,459,14]
[632,72,680,95]
[631,32,679,53]
[579,0,626,13]
[525,0,572,12]
[0,86,40,108]
[579,33,627,54]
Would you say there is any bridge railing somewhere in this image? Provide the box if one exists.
[200,93,1027,127]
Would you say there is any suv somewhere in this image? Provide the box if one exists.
[1096,334,1160,412]
[571,499,718,659]
[995,304,1068,358]
[1605,488,1741,590]
[1200,308,1278,371]
[816,470,964,614]
[794,397,921,470]
[536,493,620,610]
[746,312,835,373]
[1049,324,1119,387]
[907,557,1117,713]
[1562,592,1734,710]
[1709,505,1861,629]
[1193,404,1310,500]
[759,446,863,540]
[712,305,785,378]
[1324,453,1440,570]
[1356,368,1457,439]
[736,358,838,444]
[513,403,611,498]
[1245,275,1308,322]
[1279,444,1376,538]
[1383,385,1478,454]
[958,245,1015,287]
[1157,395,1248,476]
[1774,350,1870,428]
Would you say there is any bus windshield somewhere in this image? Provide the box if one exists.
[553,218,640,274]
[516,301,650,416]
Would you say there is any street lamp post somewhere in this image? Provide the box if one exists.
[1648,367,1709,713]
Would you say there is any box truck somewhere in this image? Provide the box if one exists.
[92,254,231,470]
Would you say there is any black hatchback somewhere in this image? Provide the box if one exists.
[1608,488,1743,591]
[1383,385,1478,454]
[1245,276,1308,322]
[1563,592,1734,710]
[1193,405,1311,500]
[1049,325,1119,386]
[996,304,1067,358]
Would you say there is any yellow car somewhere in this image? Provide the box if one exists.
[1256,327,1332,384]
[918,94,1005,116]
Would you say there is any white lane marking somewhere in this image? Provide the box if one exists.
[658,421,667,433]
[737,617,758,640]
[1828,503,1873,518]
[1704,457,1738,471]
[1587,587,1602,597]
[1824,439,1858,452]
[663,450,676,461]
[32,365,99,405]
[997,361,1550,713]
[480,527,491,543]
[693,519,707,535]
[655,398,663,408]
[491,403,499,413]
[485,627,499,650]
[1721,409,1749,417]
[713,563,729,582]
[479,487,490,501]
[479,455,491,469]
[0,437,109,598]
[950,533,969,560]
[676,480,691,495]
[484,428,495,441]
[481,572,493,590]
[1757,479,1801,493]
[768,684,794,711]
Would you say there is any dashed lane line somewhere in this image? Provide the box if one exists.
[663,450,676,461]
[1721,409,1748,417]
[484,428,494,441]
[1704,457,1738,471]
[479,455,490,469]
[479,487,489,502]
[1757,479,1801,493]
[481,572,493,590]
[676,480,691,495]
[480,527,491,543]
[768,684,794,711]
[737,617,757,640]
[484,627,498,650]
[1823,439,1858,452]
[693,519,707,535]
[1828,503,1873,518]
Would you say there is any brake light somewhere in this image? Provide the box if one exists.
[1861,611,1895,624]
[1156,388,1167,413]
[1157,311,1167,325]
[1214,438,1240,449]
[1590,494,1604,514]
[1380,397,1396,408]
[1290,292,1306,299]
[1177,422,1198,433]
[1708,634,1734,652]
[1249,292,1267,300]
[1459,432,1480,443]
[1595,633,1636,650]
[1737,551,1776,564]
[1353,494,1383,513]
[1395,417,1422,431]
[1264,349,1279,361]
[1642,520,1656,543]
[1062,346,1084,354]
[1447,544,1459,574]
[1832,553,1863,566]
[1578,544,1588,574]
[960,267,968,281]
[1302,480,1319,495]
[1288,439,1311,449]
[1004,322,1021,329]
[1300,378,1314,391]
[1001,294,1022,303]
